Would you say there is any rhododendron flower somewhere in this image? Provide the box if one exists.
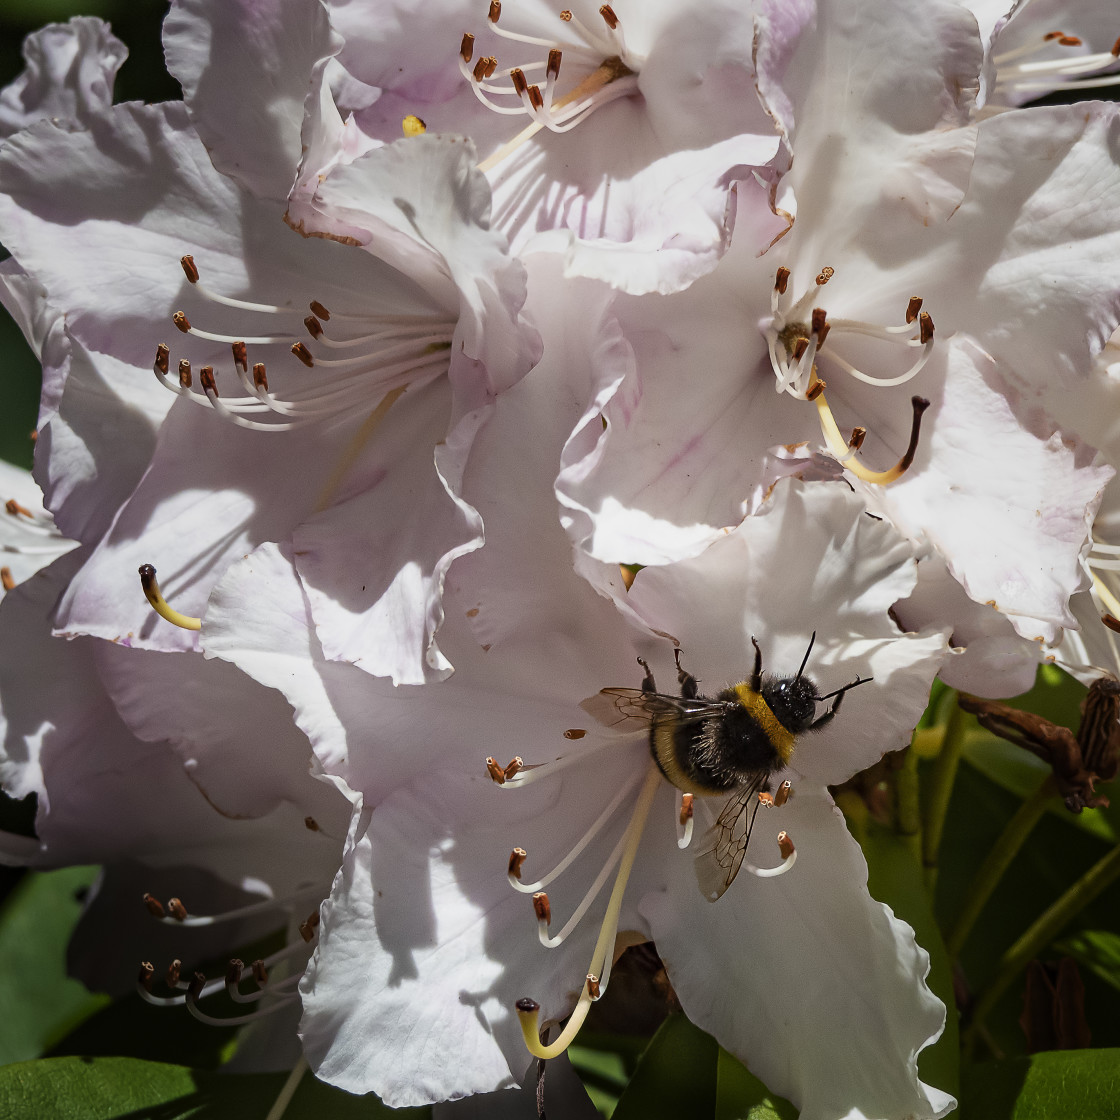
[553,0,1118,693]
[0,66,539,684]
[323,0,783,294]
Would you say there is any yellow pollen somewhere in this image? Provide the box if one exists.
[402,115,427,137]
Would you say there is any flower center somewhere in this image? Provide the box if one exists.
[991,26,1120,107]
[764,265,933,485]
[154,256,456,432]
[460,2,642,170]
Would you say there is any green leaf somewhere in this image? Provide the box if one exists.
[961,1049,1120,1120]
[715,1048,797,1120]
[0,867,109,1064]
[611,1013,717,1120]
[0,1055,429,1119]
[1055,929,1120,995]
[858,818,959,1098]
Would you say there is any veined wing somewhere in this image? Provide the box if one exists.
[693,777,766,902]
[579,687,729,731]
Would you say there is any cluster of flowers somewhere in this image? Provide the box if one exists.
[3,0,1120,1115]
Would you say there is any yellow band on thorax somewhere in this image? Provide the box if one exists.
[733,685,795,764]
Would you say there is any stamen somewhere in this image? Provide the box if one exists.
[1104,614,1120,635]
[178,360,192,389]
[517,765,661,1060]
[138,962,155,992]
[138,564,203,631]
[507,769,643,894]
[905,297,923,324]
[461,32,475,62]
[532,891,551,926]
[773,779,793,807]
[742,830,798,879]
[143,884,319,927]
[508,847,527,880]
[154,343,170,376]
[299,909,321,942]
[232,341,248,371]
[677,792,694,850]
[1,567,14,592]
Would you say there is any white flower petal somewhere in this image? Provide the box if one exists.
[643,787,953,1120]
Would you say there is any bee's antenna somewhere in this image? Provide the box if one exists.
[816,675,873,702]
[796,631,817,680]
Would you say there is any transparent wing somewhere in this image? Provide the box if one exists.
[693,779,766,902]
[579,687,728,731]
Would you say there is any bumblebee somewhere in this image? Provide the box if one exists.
[584,634,868,899]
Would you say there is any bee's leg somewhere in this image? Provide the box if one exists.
[749,637,763,694]
[673,648,698,699]
[809,677,861,730]
[637,656,657,694]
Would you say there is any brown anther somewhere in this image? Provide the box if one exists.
[848,426,867,451]
[199,366,217,395]
[1112,36,1120,57]
[599,4,619,30]
[774,266,790,295]
[187,972,207,1001]
[1058,35,1082,47]
[291,342,315,368]
[905,296,923,324]
[792,337,809,362]
[304,815,320,831]
[560,10,572,21]
[304,315,324,340]
[503,757,524,781]
[167,897,188,921]
[154,343,170,375]
[919,311,934,344]
[231,340,248,371]
[527,85,544,111]
[516,996,541,1013]
[173,310,191,334]
[488,0,501,22]
[138,962,155,992]
[815,266,835,286]
[564,728,587,739]
[1103,613,1120,635]
[473,56,492,82]
[252,959,269,984]
[777,831,795,860]
[587,973,602,999]
[178,359,192,388]
[805,378,826,401]
[757,791,775,807]
[226,958,244,986]
[460,32,475,64]
[299,908,322,943]
[166,959,182,987]
[811,307,830,347]
[1,568,13,592]
[679,792,695,825]
[483,56,497,78]
[508,847,528,879]
[486,756,507,784]
[1043,30,1065,41]
[253,363,268,391]
[532,892,552,925]
[510,68,528,97]
[5,499,32,518]
[547,49,562,80]
[180,255,200,284]
[142,892,166,918]
[309,299,331,321]
[774,779,793,807]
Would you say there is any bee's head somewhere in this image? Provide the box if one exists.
[762,675,820,733]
